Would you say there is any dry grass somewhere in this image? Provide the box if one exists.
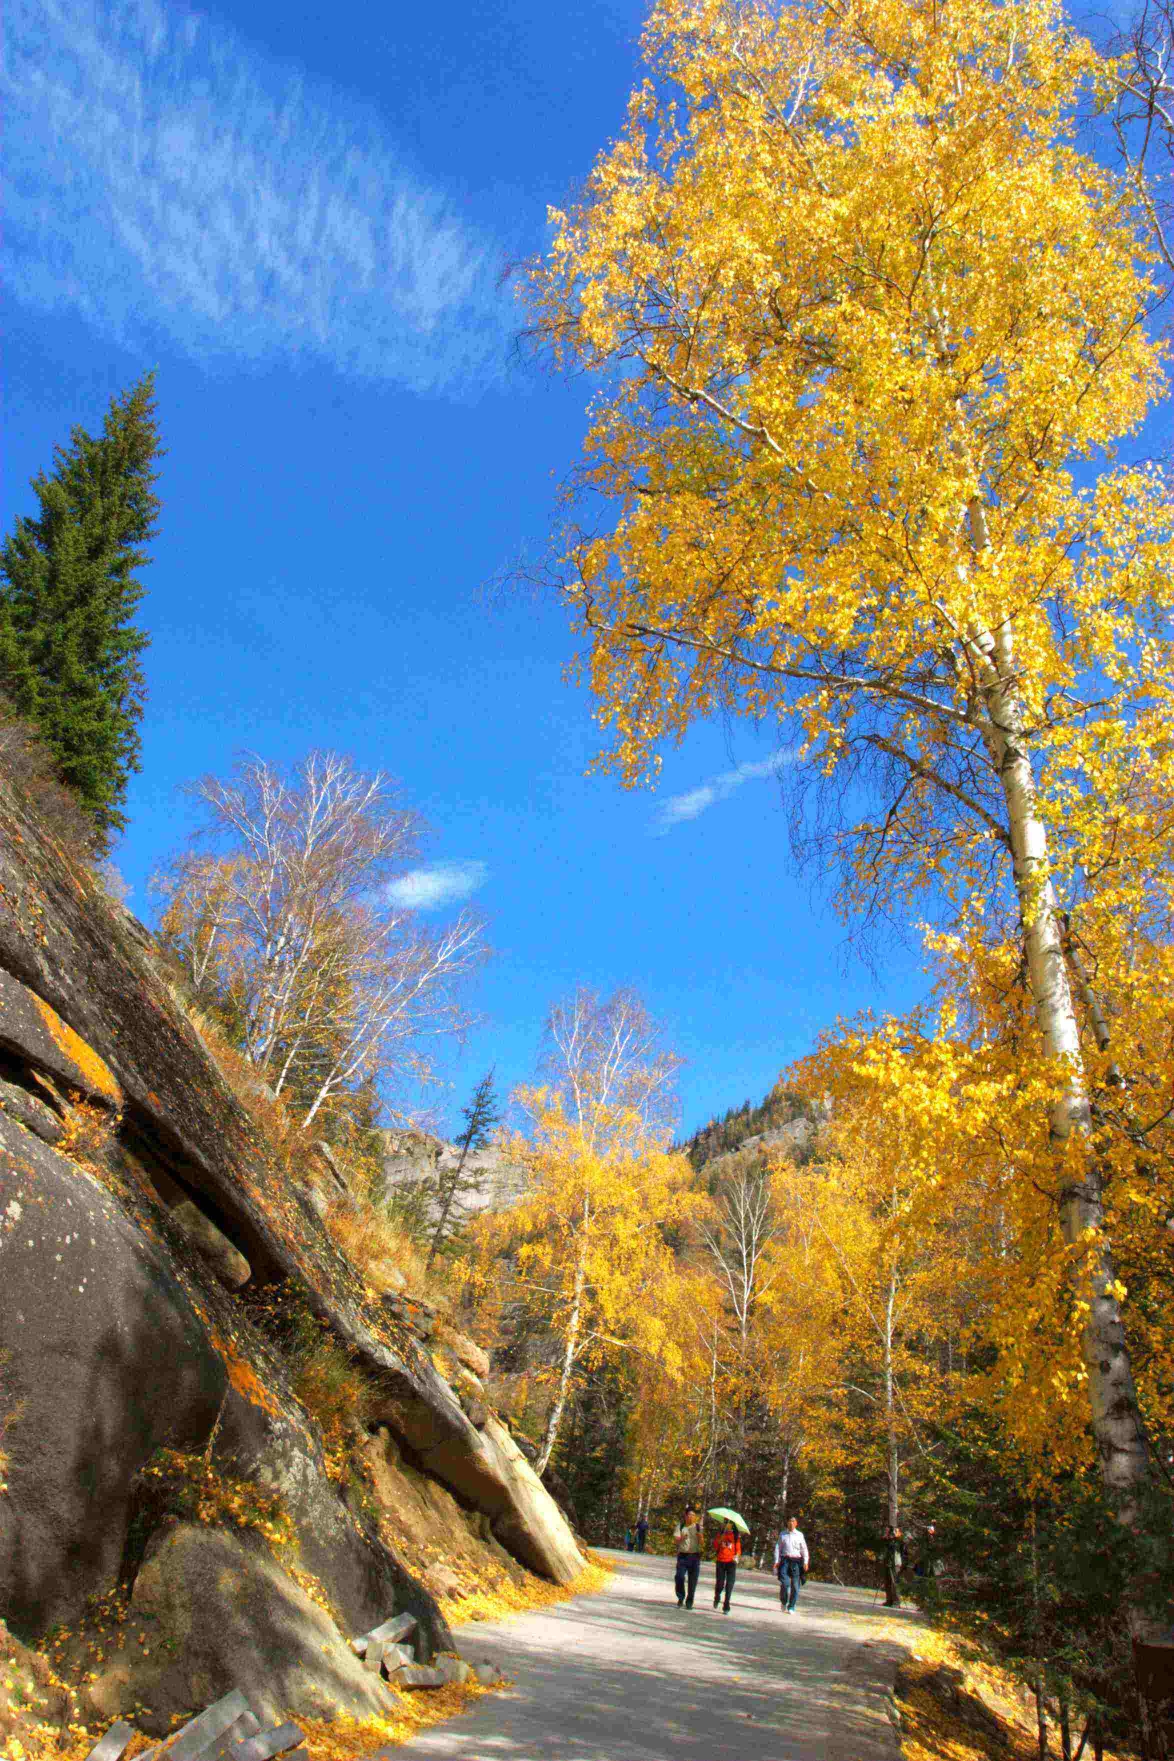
[170,998,437,1308]
[287,1332,369,1479]
[0,710,99,857]
[443,1552,614,1628]
[183,1011,297,1153]
[323,1198,429,1298]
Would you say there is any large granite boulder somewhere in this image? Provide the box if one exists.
[85,1524,396,1735]
[0,1096,453,1654]
[480,1417,585,1584]
[0,1117,227,1635]
[213,1381,449,1656]
[362,1361,584,1585]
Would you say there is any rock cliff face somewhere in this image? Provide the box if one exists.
[380,1128,529,1223]
[0,776,582,1730]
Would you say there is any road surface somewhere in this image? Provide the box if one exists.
[388,1549,913,1760]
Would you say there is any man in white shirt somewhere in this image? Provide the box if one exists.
[774,1515,810,1612]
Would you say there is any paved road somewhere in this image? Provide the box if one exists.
[389,1550,913,1761]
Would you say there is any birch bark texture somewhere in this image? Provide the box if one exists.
[524,0,1172,1565]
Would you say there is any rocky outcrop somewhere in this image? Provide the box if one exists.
[85,1525,396,1735]
[738,1118,818,1159]
[380,1128,528,1223]
[0,1101,448,1654]
[0,968,122,1108]
[0,1117,228,1634]
[0,769,582,1683]
[480,1418,586,1584]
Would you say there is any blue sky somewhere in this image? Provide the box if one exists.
[4,0,1160,1139]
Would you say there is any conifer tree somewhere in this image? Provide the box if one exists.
[428,1069,500,1268]
[0,375,162,849]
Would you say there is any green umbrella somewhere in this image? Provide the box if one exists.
[707,1506,749,1534]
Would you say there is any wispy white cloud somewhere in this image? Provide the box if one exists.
[652,749,794,834]
[384,860,488,911]
[3,0,508,391]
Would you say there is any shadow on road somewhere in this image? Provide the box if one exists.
[386,1553,908,1760]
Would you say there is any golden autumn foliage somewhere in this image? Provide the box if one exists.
[530,0,1168,806]
[527,0,1173,1554]
[772,1100,974,1524]
[468,1090,692,1474]
[134,1449,296,1551]
[789,921,1174,1477]
[442,1551,615,1627]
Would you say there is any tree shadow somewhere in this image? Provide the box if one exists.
[384,1559,907,1760]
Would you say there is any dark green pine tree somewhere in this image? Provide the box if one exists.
[428,1069,500,1268]
[0,375,162,850]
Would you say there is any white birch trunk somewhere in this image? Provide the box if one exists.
[536,1218,588,1478]
[981,626,1151,1516]
[884,1275,899,1531]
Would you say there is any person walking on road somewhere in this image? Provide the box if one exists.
[712,1521,742,1613]
[775,1516,810,1613]
[673,1506,704,1608]
[635,1514,649,1553]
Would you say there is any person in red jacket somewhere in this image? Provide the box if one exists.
[712,1521,742,1613]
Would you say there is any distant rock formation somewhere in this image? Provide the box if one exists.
[379,1126,529,1224]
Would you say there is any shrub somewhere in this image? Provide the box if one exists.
[57,1099,119,1166]
[288,1334,369,1480]
[241,1284,370,1481]
[131,1449,294,1554]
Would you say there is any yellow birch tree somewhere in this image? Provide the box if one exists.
[484,1092,691,1475]
[771,1081,974,1536]
[525,0,1174,1591]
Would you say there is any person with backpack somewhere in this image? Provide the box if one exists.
[774,1515,810,1613]
[712,1521,742,1613]
[673,1506,704,1608]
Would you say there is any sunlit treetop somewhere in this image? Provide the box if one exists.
[529,0,1171,922]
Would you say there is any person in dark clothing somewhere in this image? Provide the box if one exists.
[673,1506,704,1608]
[913,1523,936,1579]
[712,1522,742,1613]
[882,1525,904,1607]
[635,1515,649,1553]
